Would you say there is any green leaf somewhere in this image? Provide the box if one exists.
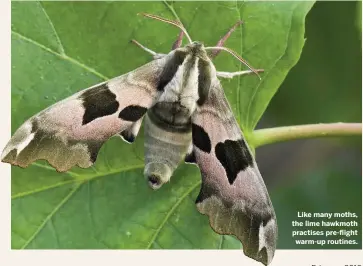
[11,1,313,249]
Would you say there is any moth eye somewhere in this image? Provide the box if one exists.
[147,174,162,190]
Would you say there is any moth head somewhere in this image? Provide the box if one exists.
[144,162,172,190]
[176,41,211,63]
[184,41,203,52]
[162,41,213,106]
[141,13,261,79]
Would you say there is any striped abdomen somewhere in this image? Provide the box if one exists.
[144,102,192,189]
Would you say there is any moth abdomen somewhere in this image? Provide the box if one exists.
[144,112,191,189]
[144,162,172,190]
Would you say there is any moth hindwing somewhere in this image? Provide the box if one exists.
[4,13,277,265]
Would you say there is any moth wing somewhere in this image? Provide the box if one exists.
[2,58,169,172]
[191,80,277,265]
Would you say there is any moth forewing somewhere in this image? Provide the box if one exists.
[191,81,277,265]
[2,53,172,172]
[119,117,144,143]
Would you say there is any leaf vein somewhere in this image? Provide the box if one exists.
[164,1,183,24]
[21,182,83,249]
[168,221,194,248]
[32,162,80,177]
[12,179,77,199]
[12,164,144,199]
[11,31,109,81]
[48,218,61,248]
[38,1,65,55]
[218,235,224,249]
[145,180,201,249]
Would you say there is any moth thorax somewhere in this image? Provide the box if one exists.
[151,102,192,127]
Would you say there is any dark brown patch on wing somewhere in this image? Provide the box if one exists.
[184,151,196,164]
[2,148,17,162]
[157,50,186,91]
[119,105,147,122]
[31,119,39,133]
[196,178,274,265]
[240,212,260,260]
[119,131,135,143]
[80,83,119,125]
[192,123,211,153]
[258,247,268,266]
[86,141,103,163]
[215,139,253,184]
[195,181,220,204]
[5,119,103,171]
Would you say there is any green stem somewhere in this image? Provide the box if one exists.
[251,123,362,148]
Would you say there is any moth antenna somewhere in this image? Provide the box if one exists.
[130,39,157,56]
[139,13,193,44]
[205,46,261,80]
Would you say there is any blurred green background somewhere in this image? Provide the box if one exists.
[258,1,362,248]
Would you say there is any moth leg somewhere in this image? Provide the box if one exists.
[217,69,264,79]
[210,20,243,59]
[171,31,184,50]
[119,118,143,144]
[131,39,166,59]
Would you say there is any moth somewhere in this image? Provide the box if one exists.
[3,14,277,265]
